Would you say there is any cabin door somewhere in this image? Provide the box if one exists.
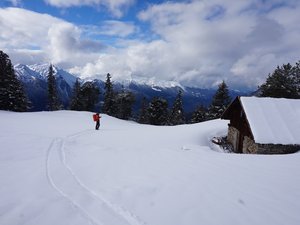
[233,130,240,153]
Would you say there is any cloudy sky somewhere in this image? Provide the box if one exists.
[1,0,300,89]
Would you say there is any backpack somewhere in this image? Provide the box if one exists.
[93,114,98,121]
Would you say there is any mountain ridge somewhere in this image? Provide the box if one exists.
[14,63,251,113]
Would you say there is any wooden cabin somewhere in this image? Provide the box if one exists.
[221,96,300,154]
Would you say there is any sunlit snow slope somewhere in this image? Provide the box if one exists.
[0,111,299,225]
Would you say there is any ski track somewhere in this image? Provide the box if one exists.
[46,138,98,225]
[46,131,146,225]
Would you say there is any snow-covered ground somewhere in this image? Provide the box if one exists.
[0,110,299,225]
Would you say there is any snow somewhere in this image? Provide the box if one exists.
[1,110,300,225]
[14,64,44,82]
[15,63,77,86]
[15,63,186,91]
[240,97,300,145]
[28,63,51,78]
[131,76,184,89]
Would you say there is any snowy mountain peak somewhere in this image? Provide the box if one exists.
[14,63,250,112]
[15,63,185,91]
[15,63,77,87]
[14,64,44,82]
[28,63,52,78]
[117,75,185,92]
[133,76,184,89]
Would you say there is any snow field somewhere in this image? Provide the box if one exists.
[0,110,300,225]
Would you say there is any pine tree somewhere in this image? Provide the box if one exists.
[138,97,149,124]
[80,81,100,112]
[207,81,231,120]
[114,90,135,120]
[0,50,28,111]
[148,97,169,125]
[293,61,300,96]
[190,105,207,123]
[47,64,61,111]
[103,73,115,115]
[11,75,29,112]
[259,63,299,98]
[70,78,83,110]
[169,89,185,125]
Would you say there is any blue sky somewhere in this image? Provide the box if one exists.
[1,0,300,89]
[0,0,152,42]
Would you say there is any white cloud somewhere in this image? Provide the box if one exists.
[0,7,59,48]
[7,49,47,65]
[2,0,300,89]
[44,0,135,18]
[131,0,300,88]
[70,40,168,80]
[0,7,104,68]
[47,23,104,67]
[99,20,137,37]
[230,52,278,87]
[82,20,137,38]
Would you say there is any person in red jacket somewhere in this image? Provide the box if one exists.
[93,113,101,130]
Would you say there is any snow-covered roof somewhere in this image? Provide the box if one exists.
[240,97,300,145]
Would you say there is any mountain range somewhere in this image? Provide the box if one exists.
[14,63,250,115]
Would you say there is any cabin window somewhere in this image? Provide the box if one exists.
[240,111,243,118]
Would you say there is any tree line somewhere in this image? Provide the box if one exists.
[83,73,232,125]
[0,51,28,112]
[1,50,300,124]
[258,62,300,99]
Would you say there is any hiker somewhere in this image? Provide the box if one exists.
[93,113,101,130]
